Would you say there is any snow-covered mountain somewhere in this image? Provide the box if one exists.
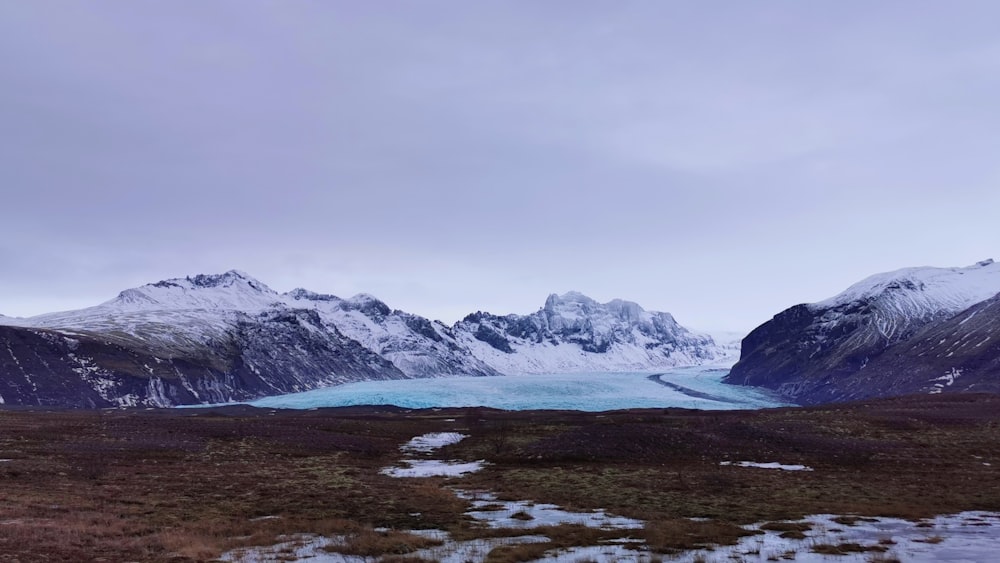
[454,292,724,373]
[0,271,723,407]
[725,259,1000,404]
[285,289,497,378]
[0,313,25,326]
[694,329,744,365]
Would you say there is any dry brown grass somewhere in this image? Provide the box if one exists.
[812,542,888,554]
[509,510,534,521]
[475,523,634,562]
[0,393,997,560]
[760,521,813,532]
[832,515,880,526]
[485,542,550,563]
[643,518,758,552]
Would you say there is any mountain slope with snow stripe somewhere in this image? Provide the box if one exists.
[726,259,1000,403]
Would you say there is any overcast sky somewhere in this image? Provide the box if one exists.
[2,1,998,332]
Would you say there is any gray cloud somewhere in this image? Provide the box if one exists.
[2,1,999,331]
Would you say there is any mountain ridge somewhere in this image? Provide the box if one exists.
[0,272,727,407]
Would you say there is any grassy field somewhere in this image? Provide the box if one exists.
[0,393,998,561]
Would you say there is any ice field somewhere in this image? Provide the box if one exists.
[246,367,785,411]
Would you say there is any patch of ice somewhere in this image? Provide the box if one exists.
[220,534,339,562]
[531,544,658,561]
[457,490,644,530]
[382,432,485,477]
[401,432,467,453]
[720,461,814,471]
[672,511,1000,563]
[405,534,550,563]
[223,532,551,563]
[222,510,1000,563]
[381,459,486,478]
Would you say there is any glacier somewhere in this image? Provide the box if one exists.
[245,367,785,411]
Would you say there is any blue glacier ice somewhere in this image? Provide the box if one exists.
[245,367,786,411]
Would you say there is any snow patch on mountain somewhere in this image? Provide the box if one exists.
[815,259,1000,333]
[692,329,745,366]
[101,270,282,313]
[17,271,487,378]
[0,314,28,327]
[288,290,498,378]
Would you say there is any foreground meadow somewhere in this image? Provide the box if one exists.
[0,393,998,561]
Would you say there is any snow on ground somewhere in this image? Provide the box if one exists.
[223,512,1000,562]
[398,534,551,563]
[720,461,814,471]
[381,432,486,478]
[226,432,1000,563]
[221,532,553,563]
[457,490,644,530]
[220,534,337,563]
[670,511,1000,563]
[248,367,786,411]
[400,432,467,453]
[381,459,486,478]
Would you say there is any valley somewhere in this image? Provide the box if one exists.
[2,262,1000,561]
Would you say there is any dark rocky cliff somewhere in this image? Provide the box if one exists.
[726,278,1000,405]
[0,311,405,408]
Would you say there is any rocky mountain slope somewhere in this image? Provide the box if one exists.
[725,259,1000,404]
[855,292,1000,398]
[0,271,724,407]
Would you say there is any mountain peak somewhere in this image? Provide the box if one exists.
[544,291,598,309]
[347,293,383,305]
[184,270,269,292]
[343,293,392,317]
[286,288,342,302]
[816,260,1000,313]
[95,270,281,312]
